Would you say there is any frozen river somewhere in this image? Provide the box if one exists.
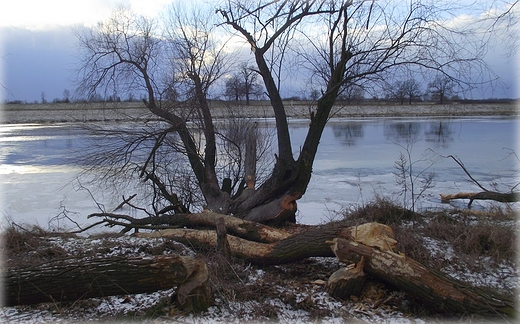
[1,116,518,232]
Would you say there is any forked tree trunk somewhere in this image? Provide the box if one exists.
[5,254,211,312]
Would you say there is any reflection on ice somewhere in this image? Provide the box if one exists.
[1,117,518,231]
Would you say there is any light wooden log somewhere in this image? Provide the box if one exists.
[440,191,519,207]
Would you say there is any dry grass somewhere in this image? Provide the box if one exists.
[2,201,517,322]
[341,198,517,292]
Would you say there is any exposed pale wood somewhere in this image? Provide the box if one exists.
[88,210,291,243]
[5,255,211,311]
[339,222,397,252]
[329,238,516,317]
[326,257,366,299]
[440,191,519,207]
[135,228,275,261]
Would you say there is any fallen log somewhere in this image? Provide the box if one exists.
[135,220,354,265]
[329,237,516,317]
[4,254,211,312]
[134,222,396,265]
[440,191,519,207]
[441,154,520,208]
[88,210,291,243]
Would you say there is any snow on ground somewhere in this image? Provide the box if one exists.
[0,234,431,323]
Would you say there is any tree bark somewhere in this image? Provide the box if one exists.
[329,238,516,317]
[242,194,298,224]
[134,219,354,265]
[440,191,519,207]
[4,254,211,312]
[88,210,292,243]
[244,123,257,189]
[216,217,231,260]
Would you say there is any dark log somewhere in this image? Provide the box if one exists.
[5,254,211,311]
[440,191,520,207]
[216,217,231,260]
[242,194,298,225]
[326,257,366,299]
[329,238,516,317]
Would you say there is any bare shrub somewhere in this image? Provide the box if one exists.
[345,197,419,225]
[422,211,516,264]
[341,200,517,281]
[2,224,71,266]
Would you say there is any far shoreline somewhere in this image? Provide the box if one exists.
[1,101,518,124]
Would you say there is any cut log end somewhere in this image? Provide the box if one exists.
[326,257,366,300]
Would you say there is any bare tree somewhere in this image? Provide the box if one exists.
[386,78,422,104]
[339,83,365,104]
[76,6,231,214]
[238,63,263,105]
[75,1,512,224]
[224,63,263,104]
[224,73,242,101]
[215,0,504,222]
[428,74,454,104]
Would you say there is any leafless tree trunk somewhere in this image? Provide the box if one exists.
[75,1,512,224]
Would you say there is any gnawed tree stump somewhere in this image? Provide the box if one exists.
[326,256,366,299]
[329,237,516,317]
[242,193,298,225]
[5,254,211,312]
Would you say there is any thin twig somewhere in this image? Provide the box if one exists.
[444,154,488,192]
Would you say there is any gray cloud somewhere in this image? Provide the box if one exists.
[1,26,80,102]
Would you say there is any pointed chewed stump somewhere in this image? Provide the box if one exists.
[326,256,366,300]
[327,222,516,317]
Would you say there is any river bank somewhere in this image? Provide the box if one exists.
[1,101,518,124]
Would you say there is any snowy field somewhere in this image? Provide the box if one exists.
[2,101,517,124]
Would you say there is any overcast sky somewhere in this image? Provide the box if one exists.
[1,0,518,102]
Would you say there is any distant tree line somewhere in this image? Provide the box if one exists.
[4,75,517,105]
